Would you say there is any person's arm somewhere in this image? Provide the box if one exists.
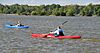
[49,31,54,34]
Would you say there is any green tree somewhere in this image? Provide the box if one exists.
[31,11,38,15]
[0,3,100,16]
[66,5,75,16]
[80,3,94,16]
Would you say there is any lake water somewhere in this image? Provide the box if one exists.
[0,15,100,53]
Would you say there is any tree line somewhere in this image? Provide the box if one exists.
[0,3,100,16]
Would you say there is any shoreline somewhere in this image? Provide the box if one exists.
[0,14,99,17]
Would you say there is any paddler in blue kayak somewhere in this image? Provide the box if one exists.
[49,26,64,37]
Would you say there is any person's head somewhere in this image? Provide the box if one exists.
[17,21,20,24]
[57,26,61,29]
[59,26,61,29]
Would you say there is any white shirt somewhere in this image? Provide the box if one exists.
[15,24,21,26]
[51,28,63,36]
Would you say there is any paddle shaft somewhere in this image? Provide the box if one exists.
[34,21,68,38]
[51,20,68,32]
[61,21,68,25]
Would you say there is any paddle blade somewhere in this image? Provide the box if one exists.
[61,21,68,25]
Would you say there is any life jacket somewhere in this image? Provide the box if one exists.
[59,31,64,36]
[54,29,64,36]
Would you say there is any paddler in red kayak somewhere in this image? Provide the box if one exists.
[49,26,64,37]
[42,21,68,38]
[42,25,64,37]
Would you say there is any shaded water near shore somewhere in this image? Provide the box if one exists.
[0,15,100,53]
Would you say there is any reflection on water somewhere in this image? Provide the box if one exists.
[0,15,100,53]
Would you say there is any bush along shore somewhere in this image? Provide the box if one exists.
[0,3,100,16]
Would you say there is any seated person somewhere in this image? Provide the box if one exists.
[49,26,64,37]
[15,21,23,26]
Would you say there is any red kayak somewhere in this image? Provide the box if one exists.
[31,34,81,39]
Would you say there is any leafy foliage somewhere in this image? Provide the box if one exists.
[0,3,100,16]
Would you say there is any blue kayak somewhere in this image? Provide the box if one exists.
[5,25,29,28]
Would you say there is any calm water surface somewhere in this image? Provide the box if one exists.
[0,15,100,53]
